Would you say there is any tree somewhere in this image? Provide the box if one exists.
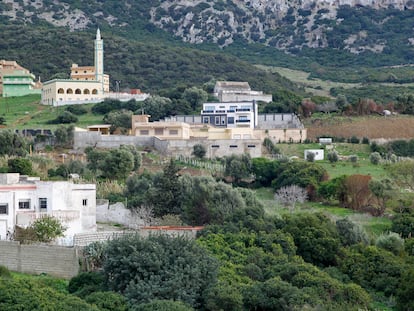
[274,185,307,213]
[141,96,172,121]
[397,268,414,311]
[192,144,206,159]
[0,130,29,156]
[30,215,66,243]
[251,157,280,187]
[368,179,393,216]
[283,213,340,267]
[272,161,328,200]
[101,148,134,179]
[146,159,181,217]
[182,87,208,111]
[387,160,414,191]
[103,234,218,308]
[343,174,373,211]
[327,151,339,163]
[103,110,133,134]
[120,145,142,171]
[179,175,247,225]
[224,154,252,184]
[375,232,405,256]
[369,152,382,165]
[54,125,74,148]
[336,218,369,246]
[8,157,33,175]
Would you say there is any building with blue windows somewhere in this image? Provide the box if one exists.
[201,101,258,129]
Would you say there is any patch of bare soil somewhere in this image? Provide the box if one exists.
[306,115,414,141]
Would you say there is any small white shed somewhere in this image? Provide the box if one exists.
[304,149,324,161]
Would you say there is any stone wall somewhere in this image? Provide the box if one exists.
[96,200,144,229]
[73,131,154,150]
[0,240,79,279]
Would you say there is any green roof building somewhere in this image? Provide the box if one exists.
[2,69,42,97]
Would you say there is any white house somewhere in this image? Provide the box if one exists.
[0,173,96,244]
[213,81,273,103]
[201,101,258,129]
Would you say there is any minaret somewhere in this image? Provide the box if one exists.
[94,28,104,94]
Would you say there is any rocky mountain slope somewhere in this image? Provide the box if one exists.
[2,0,414,57]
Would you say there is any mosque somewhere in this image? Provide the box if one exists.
[41,29,115,106]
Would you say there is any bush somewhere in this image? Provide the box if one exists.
[131,300,194,311]
[65,105,88,115]
[192,144,206,159]
[69,272,106,298]
[84,291,128,311]
[48,111,78,124]
[30,215,66,243]
[327,151,339,163]
[348,136,360,144]
[336,218,369,246]
[375,232,405,255]
[306,151,315,162]
[348,155,358,163]
[103,234,218,308]
[8,157,33,175]
[362,137,370,144]
[369,152,382,165]
[0,265,11,278]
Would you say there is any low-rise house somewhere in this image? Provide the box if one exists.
[0,60,42,97]
[0,173,96,244]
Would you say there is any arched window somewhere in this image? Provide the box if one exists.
[83,89,90,94]
[67,88,73,94]
[58,88,64,94]
[75,89,81,94]
[92,89,98,94]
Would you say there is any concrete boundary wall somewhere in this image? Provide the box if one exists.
[0,240,79,279]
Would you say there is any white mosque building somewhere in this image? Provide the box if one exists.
[41,30,148,106]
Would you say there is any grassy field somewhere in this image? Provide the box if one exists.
[256,65,360,97]
[0,95,103,129]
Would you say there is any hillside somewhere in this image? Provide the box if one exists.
[0,24,305,94]
[3,0,414,73]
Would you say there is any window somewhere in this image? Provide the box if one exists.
[154,128,164,135]
[228,117,234,124]
[230,145,238,148]
[203,117,209,124]
[39,198,47,209]
[140,130,149,135]
[204,105,214,112]
[248,145,256,148]
[211,145,220,148]
[169,129,178,135]
[215,116,220,125]
[19,199,30,209]
[0,204,8,215]
[82,199,88,206]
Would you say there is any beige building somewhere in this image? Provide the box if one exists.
[41,29,109,106]
[132,115,191,139]
[131,114,259,141]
